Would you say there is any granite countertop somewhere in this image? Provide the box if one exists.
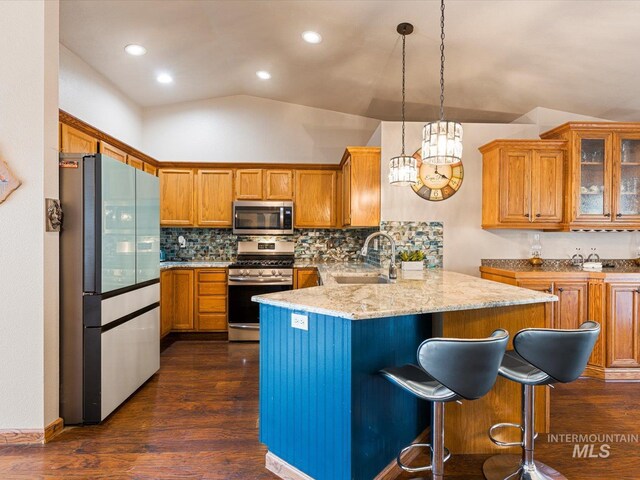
[160,261,232,270]
[481,259,640,274]
[253,263,557,320]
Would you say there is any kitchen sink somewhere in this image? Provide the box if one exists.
[333,275,391,285]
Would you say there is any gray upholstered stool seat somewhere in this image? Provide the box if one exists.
[483,321,600,480]
[381,329,509,480]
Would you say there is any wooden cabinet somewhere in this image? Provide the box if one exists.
[481,266,640,380]
[195,269,228,331]
[99,141,127,164]
[553,281,588,330]
[59,123,98,153]
[235,169,263,200]
[171,269,195,330]
[143,162,158,176]
[540,122,640,230]
[480,140,566,230]
[606,282,640,368]
[294,170,337,228]
[340,147,380,227]
[197,169,233,226]
[265,170,294,200]
[294,268,319,289]
[160,270,174,338]
[126,154,144,171]
[159,169,195,226]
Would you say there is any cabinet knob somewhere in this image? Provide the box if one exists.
[536,214,542,218]
[524,213,530,218]
[635,289,640,294]
[616,213,623,218]
[558,287,564,293]
[604,213,611,217]
[546,288,552,293]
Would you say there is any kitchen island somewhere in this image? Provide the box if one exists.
[253,265,556,480]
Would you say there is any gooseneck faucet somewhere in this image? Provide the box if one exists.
[361,232,398,279]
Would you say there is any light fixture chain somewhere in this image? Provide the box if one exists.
[439,0,446,122]
[401,32,406,155]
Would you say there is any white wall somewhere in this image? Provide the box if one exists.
[59,44,143,150]
[0,0,59,429]
[381,118,637,276]
[513,106,612,134]
[142,95,380,163]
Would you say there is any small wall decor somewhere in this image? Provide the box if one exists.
[46,198,63,232]
[0,160,21,204]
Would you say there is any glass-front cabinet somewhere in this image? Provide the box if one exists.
[615,134,640,222]
[575,132,612,222]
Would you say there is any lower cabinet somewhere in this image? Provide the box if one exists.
[160,268,228,334]
[606,282,640,368]
[294,268,319,289]
[484,267,640,380]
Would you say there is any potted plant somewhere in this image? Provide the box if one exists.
[399,250,425,270]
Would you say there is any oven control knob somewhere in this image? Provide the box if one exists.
[272,269,276,276]
[242,270,248,276]
[258,269,264,276]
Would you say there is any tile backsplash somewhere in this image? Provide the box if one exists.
[161,228,377,262]
[161,221,444,267]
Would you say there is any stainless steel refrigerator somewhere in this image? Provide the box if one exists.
[60,153,160,424]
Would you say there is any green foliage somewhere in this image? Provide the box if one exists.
[399,250,425,262]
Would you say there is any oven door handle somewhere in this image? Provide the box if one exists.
[228,276,292,284]
[228,324,260,330]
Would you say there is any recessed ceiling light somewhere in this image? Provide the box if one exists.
[124,44,147,56]
[156,73,173,84]
[256,70,272,80]
[302,31,322,44]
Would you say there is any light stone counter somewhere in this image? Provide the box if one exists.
[255,263,557,320]
[160,261,232,270]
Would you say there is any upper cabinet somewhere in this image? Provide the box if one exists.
[294,170,337,228]
[60,123,98,154]
[235,169,264,200]
[197,169,234,227]
[481,140,566,230]
[234,168,294,200]
[99,141,127,164]
[265,170,294,200]
[541,123,640,230]
[126,154,145,171]
[159,169,195,226]
[340,147,381,228]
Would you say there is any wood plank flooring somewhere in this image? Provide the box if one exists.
[0,340,638,479]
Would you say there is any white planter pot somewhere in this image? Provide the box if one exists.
[401,261,424,271]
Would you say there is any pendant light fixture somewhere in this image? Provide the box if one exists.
[388,22,418,186]
[421,0,463,165]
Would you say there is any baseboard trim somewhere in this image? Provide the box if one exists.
[0,417,63,445]
[584,365,640,382]
[374,427,431,480]
[266,451,314,480]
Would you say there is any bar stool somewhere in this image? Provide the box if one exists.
[381,329,509,480]
[483,321,600,480]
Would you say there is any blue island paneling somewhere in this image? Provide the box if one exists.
[259,304,431,480]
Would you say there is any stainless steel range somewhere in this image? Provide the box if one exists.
[228,241,294,341]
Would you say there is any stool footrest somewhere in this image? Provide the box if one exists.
[488,422,538,447]
[396,443,451,473]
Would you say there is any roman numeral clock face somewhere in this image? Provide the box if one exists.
[411,150,464,201]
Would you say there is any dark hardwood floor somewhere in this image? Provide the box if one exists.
[0,340,638,479]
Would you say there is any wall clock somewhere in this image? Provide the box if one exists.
[410,149,463,201]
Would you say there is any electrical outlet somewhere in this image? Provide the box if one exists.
[291,313,308,331]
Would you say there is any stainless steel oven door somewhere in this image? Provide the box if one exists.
[228,281,292,341]
[232,201,294,235]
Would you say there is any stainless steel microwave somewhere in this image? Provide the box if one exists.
[232,201,294,235]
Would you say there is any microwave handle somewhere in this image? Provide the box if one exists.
[280,207,284,228]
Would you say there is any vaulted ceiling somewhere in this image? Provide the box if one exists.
[60,0,640,122]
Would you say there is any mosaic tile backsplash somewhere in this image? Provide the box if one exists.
[161,228,377,262]
[161,221,444,267]
[365,221,444,268]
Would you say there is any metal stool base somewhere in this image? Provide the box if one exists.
[483,455,567,480]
